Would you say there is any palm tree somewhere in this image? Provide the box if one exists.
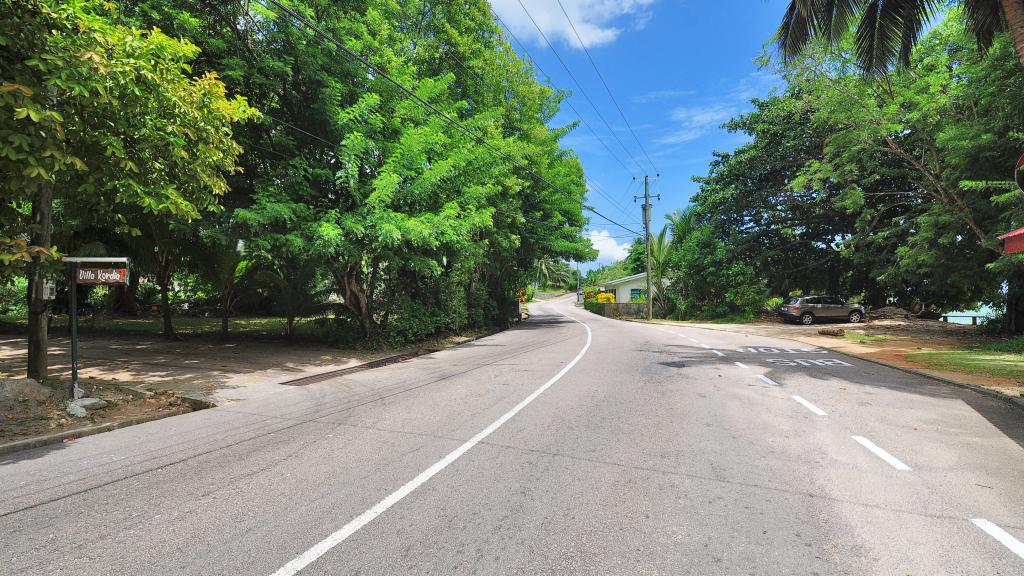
[777,0,1024,73]
[649,225,673,313]
[535,257,571,289]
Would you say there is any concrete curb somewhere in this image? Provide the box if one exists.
[627,318,1024,414]
[0,407,191,457]
[0,327,506,456]
[278,328,504,387]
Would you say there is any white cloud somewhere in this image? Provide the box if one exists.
[730,70,780,101]
[652,71,781,146]
[656,104,736,145]
[490,0,656,49]
[586,229,632,263]
[630,89,697,104]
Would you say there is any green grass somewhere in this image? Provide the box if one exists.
[844,332,890,343]
[979,335,1024,354]
[0,313,315,339]
[694,313,755,324]
[906,350,1024,382]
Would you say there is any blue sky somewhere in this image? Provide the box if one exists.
[489,0,787,267]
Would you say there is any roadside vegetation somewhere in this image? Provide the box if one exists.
[906,335,1024,382]
[588,8,1024,334]
[1,0,597,383]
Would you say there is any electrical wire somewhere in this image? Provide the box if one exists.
[513,0,646,176]
[251,0,642,237]
[555,0,659,175]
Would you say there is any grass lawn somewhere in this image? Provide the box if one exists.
[906,349,1024,383]
[0,314,311,339]
[844,332,890,343]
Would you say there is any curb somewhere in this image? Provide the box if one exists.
[627,318,1024,414]
[0,406,191,457]
[0,327,508,455]
[276,328,503,387]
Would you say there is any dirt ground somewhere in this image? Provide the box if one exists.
[0,379,189,445]
[0,335,399,405]
[660,316,1024,397]
[0,328,493,448]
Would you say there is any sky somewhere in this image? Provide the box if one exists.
[488,0,788,268]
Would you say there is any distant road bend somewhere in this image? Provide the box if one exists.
[3,296,1024,574]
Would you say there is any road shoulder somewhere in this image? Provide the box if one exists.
[628,318,1024,413]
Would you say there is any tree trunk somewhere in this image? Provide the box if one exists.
[113,270,139,315]
[219,289,231,340]
[26,183,53,381]
[1006,274,1024,334]
[333,260,372,337]
[156,253,175,340]
[1002,0,1024,67]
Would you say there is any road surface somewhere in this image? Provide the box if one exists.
[3,296,1024,575]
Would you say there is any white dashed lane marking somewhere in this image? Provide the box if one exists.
[734,362,749,369]
[852,436,911,471]
[757,375,780,386]
[970,519,1024,560]
[792,395,827,416]
[712,350,725,357]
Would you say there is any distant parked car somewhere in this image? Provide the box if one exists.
[779,295,866,325]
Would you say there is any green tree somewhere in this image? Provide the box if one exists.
[0,0,254,379]
[777,0,1024,72]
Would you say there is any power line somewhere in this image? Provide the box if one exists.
[584,176,637,223]
[512,0,647,176]
[496,18,638,222]
[494,16,637,181]
[250,0,642,237]
[555,0,659,175]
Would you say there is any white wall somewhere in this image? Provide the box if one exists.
[613,278,649,303]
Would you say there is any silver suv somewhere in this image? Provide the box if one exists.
[779,296,866,325]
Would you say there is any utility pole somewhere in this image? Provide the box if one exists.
[576,261,581,302]
[635,175,660,320]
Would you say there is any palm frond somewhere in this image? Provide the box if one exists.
[777,0,815,61]
[855,0,910,73]
[963,0,1004,50]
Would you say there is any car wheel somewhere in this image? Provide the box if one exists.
[800,312,814,325]
[848,311,863,324]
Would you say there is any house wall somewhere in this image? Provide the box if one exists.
[1005,234,1024,255]
[613,278,649,303]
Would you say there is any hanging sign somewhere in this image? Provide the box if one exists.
[77,267,129,285]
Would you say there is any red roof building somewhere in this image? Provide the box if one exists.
[998,227,1024,255]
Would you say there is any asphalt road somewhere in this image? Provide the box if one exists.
[3,296,1024,575]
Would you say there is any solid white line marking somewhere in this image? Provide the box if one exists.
[792,395,827,416]
[734,362,749,369]
[852,436,911,471]
[712,350,725,357]
[758,375,780,386]
[971,518,1024,560]
[270,310,593,576]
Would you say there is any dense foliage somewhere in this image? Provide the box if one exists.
[656,12,1024,328]
[1,0,597,369]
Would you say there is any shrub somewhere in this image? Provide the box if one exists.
[583,299,603,314]
[980,335,1024,354]
[597,292,615,304]
[0,277,27,316]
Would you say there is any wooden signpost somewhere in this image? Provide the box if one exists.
[61,257,129,398]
